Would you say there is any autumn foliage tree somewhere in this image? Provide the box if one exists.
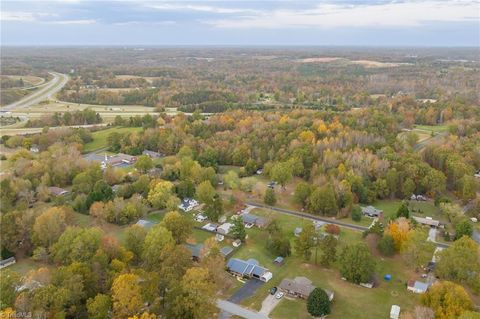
[422,281,473,319]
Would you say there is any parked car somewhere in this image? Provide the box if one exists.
[275,292,284,299]
[270,287,277,295]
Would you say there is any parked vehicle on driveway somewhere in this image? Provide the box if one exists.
[275,292,284,299]
[270,287,277,295]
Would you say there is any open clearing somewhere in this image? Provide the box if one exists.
[229,207,419,319]
[83,126,143,152]
[2,75,45,87]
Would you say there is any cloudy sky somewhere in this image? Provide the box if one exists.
[1,0,479,46]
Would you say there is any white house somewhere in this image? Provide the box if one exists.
[407,280,429,294]
[217,222,233,235]
[178,198,199,212]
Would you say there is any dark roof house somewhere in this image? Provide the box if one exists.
[226,258,272,282]
[279,276,334,300]
[186,243,204,261]
[220,246,234,257]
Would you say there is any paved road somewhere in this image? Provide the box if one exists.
[246,202,369,232]
[247,202,450,248]
[217,300,268,319]
[2,72,68,111]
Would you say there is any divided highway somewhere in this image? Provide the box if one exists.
[2,72,68,111]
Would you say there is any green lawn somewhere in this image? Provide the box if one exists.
[0,258,51,277]
[373,200,444,223]
[229,207,419,319]
[83,126,143,152]
[413,124,449,133]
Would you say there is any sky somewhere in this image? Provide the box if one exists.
[1,0,479,46]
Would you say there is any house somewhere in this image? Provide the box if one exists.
[195,214,208,222]
[0,257,16,269]
[186,243,203,261]
[474,170,480,178]
[411,194,427,201]
[294,227,303,237]
[142,150,163,158]
[313,220,326,231]
[30,145,39,153]
[232,239,242,248]
[256,169,263,175]
[215,234,225,242]
[413,216,440,228]
[274,256,284,265]
[241,213,258,225]
[279,276,334,301]
[390,305,401,319]
[240,213,269,228]
[178,198,199,212]
[85,152,137,169]
[220,246,234,257]
[255,217,270,228]
[202,223,218,232]
[49,186,69,196]
[217,222,233,235]
[226,258,273,282]
[407,280,429,294]
[135,219,155,230]
[361,206,383,218]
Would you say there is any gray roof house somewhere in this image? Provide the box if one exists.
[294,227,303,237]
[142,150,163,158]
[220,246,234,257]
[361,206,383,218]
[407,280,429,294]
[278,276,334,301]
[186,243,204,261]
[49,186,69,196]
[241,213,269,228]
[226,258,273,282]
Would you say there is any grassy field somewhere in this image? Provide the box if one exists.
[83,126,143,152]
[227,209,417,319]
[413,124,449,133]
[373,199,444,223]
[229,207,420,319]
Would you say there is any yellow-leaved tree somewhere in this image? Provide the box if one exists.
[422,281,473,319]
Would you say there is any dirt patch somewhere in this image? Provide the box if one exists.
[297,57,343,63]
[350,60,405,68]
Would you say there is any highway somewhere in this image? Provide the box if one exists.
[2,72,69,111]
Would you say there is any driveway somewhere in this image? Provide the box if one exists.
[217,300,268,319]
[472,230,480,244]
[259,294,281,316]
[427,228,437,242]
[229,279,265,303]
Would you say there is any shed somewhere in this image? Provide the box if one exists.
[185,243,204,261]
[49,186,69,196]
[294,227,302,237]
[390,305,401,319]
[274,256,284,265]
[220,246,234,257]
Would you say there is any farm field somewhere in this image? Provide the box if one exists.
[83,126,143,152]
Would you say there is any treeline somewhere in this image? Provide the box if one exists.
[58,88,159,107]
[25,108,102,128]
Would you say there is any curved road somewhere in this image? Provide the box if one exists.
[2,72,68,111]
